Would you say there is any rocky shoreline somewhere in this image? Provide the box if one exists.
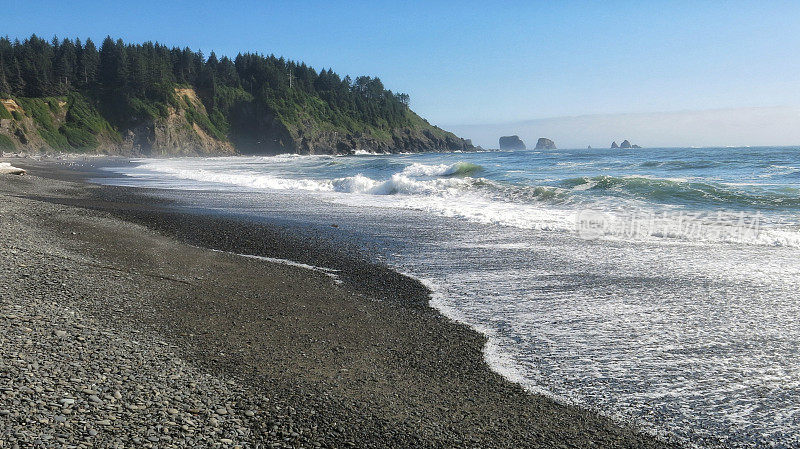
[0,159,680,448]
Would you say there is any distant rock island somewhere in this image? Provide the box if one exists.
[534,138,556,150]
[611,140,641,149]
[499,135,526,150]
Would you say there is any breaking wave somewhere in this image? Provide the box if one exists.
[118,154,800,248]
[401,162,483,177]
[562,175,800,210]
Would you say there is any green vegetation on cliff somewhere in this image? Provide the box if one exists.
[0,102,11,120]
[0,134,14,151]
[0,35,472,155]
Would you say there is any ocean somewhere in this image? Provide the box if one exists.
[97,146,800,448]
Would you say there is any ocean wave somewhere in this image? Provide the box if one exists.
[639,160,720,170]
[135,161,475,197]
[758,165,799,179]
[400,162,483,177]
[125,158,800,248]
[562,175,800,209]
[331,173,471,195]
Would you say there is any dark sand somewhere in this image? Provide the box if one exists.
[0,158,680,448]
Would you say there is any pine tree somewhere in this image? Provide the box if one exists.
[10,57,25,95]
[78,38,99,86]
[54,38,77,93]
[98,37,128,90]
[0,60,10,96]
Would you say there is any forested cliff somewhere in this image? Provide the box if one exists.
[0,35,474,155]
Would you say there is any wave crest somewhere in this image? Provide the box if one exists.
[401,162,483,177]
[563,175,800,209]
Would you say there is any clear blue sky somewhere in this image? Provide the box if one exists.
[6,0,800,146]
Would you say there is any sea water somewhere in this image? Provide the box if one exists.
[98,147,800,448]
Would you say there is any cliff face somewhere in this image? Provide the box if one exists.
[1,36,478,156]
[284,123,473,155]
[0,88,473,156]
[0,89,234,156]
[123,89,234,156]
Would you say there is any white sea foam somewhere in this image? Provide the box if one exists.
[122,158,800,248]
[209,249,342,284]
[133,160,473,196]
[758,164,798,178]
[100,149,800,447]
[401,272,570,402]
[400,161,480,177]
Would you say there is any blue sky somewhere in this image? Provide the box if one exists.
[6,0,800,147]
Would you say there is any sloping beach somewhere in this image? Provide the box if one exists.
[0,158,677,448]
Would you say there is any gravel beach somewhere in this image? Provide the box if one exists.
[0,158,679,448]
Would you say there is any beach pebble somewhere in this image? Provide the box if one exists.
[0,175,667,449]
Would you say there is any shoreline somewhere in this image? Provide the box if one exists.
[0,157,680,448]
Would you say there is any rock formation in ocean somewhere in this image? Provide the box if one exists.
[499,135,526,150]
[611,141,619,149]
[620,140,632,149]
[534,138,556,150]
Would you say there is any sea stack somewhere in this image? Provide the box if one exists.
[534,138,557,150]
[611,141,619,149]
[499,135,526,150]
[620,140,632,149]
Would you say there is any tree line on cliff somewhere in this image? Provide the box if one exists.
[0,35,416,143]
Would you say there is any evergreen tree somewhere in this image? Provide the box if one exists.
[54,38,77,93]
[1,33,415,132]
[77,38,99,86]
[0,59,10,96]
[10,57,25,95]
[98,37,128,90]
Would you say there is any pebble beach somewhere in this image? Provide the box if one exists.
[0,159,678,448]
